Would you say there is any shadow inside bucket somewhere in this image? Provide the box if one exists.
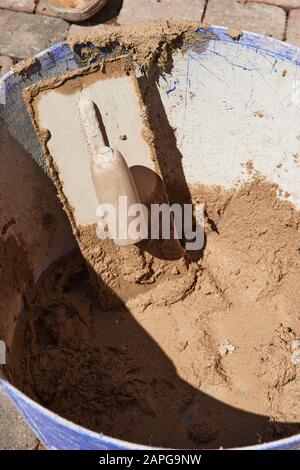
[136,72,204,263]
[6,248,300,450]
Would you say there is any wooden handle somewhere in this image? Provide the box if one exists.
[78,98,146,246]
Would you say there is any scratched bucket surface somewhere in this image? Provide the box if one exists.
[1,26,300,450]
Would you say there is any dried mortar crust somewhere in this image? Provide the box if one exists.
[10,22,300,449]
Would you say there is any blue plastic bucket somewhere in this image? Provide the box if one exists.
[1,25,300,450]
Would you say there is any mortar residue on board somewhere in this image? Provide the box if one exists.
[68,21,210,71]
[8,178,300,449]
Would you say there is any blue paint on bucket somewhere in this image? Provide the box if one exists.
[1,26,300,450]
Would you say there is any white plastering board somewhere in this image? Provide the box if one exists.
[34,70,157,227]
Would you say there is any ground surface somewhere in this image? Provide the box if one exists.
[1,0,300,451]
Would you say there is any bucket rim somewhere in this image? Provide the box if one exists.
[1,23,300,85]
[1,378,299,450]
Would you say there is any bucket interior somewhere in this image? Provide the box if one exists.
[1,26,300,450]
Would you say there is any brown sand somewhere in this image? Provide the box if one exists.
[8,178,300,449]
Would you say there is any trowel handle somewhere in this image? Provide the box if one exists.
[78,98,106,158]
[91,147,146,247]
[78,98,146,246]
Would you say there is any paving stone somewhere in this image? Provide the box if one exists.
[246,0,300,10]
[0,55,14,77]
[0,386,38,450]
[204,0,286,40]
[0,10,69,59]
[117,0,206,24]
[286,8,300,47]
[0,0,36,13]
